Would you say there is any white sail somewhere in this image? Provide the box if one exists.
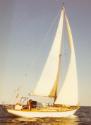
[55,13,78,106]
[33,8,64,97]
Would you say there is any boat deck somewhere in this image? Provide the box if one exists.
[20,106,79,112]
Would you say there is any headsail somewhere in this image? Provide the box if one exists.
[55,13,78,106]
[33,8,64,97]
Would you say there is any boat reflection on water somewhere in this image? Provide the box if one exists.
[14,115,79,125]
[0,116,79,125]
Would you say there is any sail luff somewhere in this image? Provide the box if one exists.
[55,12,78,106]
[33,8,64,97]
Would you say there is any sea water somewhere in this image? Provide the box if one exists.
[0,106,91,125]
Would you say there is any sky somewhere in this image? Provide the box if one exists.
[0,0,91,106]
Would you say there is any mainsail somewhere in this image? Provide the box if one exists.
[55,13,78,106]
[33,8,64,97]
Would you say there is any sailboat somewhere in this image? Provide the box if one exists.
[7,6,79,118]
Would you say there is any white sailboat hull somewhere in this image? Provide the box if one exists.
[7,109,77,118]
